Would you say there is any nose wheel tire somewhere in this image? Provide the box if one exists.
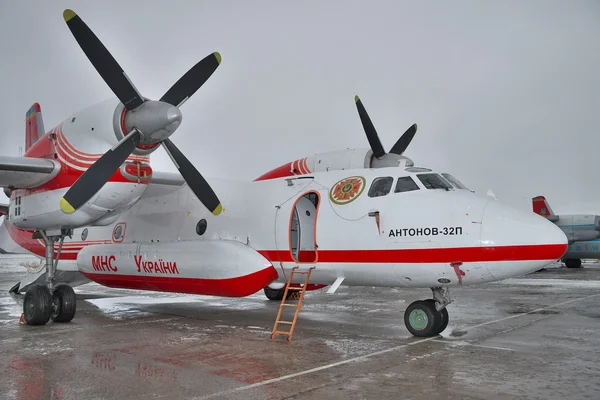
[438,307,449,333]
[51,284,77,323]
[23,284,53,326]
[404,300,449,337]
[423,299,449,334]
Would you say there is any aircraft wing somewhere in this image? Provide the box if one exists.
[136,170,187,200]
[0,156,61,189]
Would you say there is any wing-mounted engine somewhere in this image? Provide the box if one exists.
[3,99,154,230]
[7,9,227,231]
[558,215,600,244]
[53,9,225,222]
[256,95,417,181]
[255,148,414,181]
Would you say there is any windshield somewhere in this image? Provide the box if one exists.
[368,177,394,198]
[441,173,469,190]
[416,173,453,191]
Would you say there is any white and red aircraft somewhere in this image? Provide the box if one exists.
[0,10,568,337]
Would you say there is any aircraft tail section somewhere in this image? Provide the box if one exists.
[532,196,559,222]
[25,103,45,151]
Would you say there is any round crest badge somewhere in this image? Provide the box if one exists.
[329,176,366,205]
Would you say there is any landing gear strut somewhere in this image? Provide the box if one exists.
[23,229,76,326]
[404,287,452,337]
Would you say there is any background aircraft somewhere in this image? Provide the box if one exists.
[532,196,600,268]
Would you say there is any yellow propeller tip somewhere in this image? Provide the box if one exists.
[354,95,360,103]
[212,203,223,216]
[60,198,75,214]
[63,9,77,22]
[213,52,222,64]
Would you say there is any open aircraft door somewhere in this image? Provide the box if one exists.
[273,177,321,280]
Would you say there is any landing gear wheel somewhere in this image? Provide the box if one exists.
[565,259,582,268]
[23,284,53,326]
[423,299,449,334]
[264,287,285,301]
[438,307,449,334]
[404,300,439,337]
[51,284,76,323]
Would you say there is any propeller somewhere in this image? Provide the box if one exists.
[354,95,417,159]
[59,9,223,216]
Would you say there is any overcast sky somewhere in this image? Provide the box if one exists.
[1,1,599,214]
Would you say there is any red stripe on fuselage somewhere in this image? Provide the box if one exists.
[258,244,567,263]
[81,266,278,297]
[4,219,566,265]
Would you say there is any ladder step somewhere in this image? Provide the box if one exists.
[271,267,314,341]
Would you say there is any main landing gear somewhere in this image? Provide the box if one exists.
[404,287,451,337]
[564,258,582,269]
[23,229,77,326]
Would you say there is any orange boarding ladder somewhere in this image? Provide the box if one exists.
[270,266,315,342]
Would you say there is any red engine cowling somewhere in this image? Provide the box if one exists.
[255,148,413,181]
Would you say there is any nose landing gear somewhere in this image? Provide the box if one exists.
[22,229,77,326]
[404,287,452,337]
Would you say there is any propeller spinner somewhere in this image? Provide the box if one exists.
[354,95,417,159]
[60,9,222,216]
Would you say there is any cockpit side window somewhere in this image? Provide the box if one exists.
[441,173,469,190]
[417,173,453,190]
[368,177,394,198]
[394,176,420,193]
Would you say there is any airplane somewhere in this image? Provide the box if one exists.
[532,196,600,268]
[0,9,567,338]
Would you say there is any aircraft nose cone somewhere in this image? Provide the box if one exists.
[481,199,568,280]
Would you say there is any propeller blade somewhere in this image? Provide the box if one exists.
[63,9,144,110]
[355,96,385,158]
[60,131,140,214]
[160,52,222,107]
[389,123,418,155]
[162,139,222,216]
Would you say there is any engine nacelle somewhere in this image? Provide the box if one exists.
[76,240,278,297]
[8,179,149,230]
[556,215,600,244]
[255,148,414,181]
[5,98,156,230]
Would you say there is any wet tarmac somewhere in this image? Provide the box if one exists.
[1,256,600,400]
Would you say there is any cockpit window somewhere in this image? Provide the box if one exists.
[441,173,469,190]
[417,173,453,191]
[368,177,394,198]
[395,176,420,193]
